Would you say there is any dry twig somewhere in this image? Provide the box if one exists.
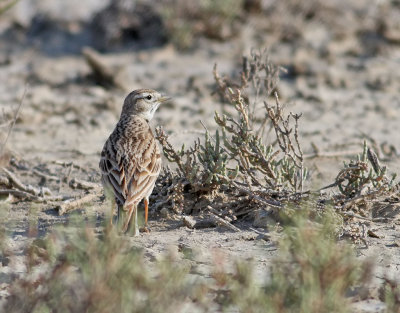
[0,86,27,156]
[208,212,241,232]
[83,47,127,90]
[2,167,50,197]
[57,188,102,215]
[69,178,101,190]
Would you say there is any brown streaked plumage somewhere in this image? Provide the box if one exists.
[99,89,168,235]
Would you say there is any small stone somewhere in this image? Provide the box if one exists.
[252,209,271,229]
[160,207,169,218]
[183,216,196,229]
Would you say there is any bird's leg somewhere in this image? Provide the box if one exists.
[140,198,151,233]
[144,198,149,227]
[134,205,139,236]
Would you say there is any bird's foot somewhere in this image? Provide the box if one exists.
[139,226,151,233]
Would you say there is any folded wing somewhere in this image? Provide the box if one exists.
[99,119,161,208]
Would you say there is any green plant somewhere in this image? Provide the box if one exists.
[383,277,400,313]
[2,208,375,313]
[156,128,238,192]
[214,89,306,192]
[156,50,307,201]
[334,141,396,198]
[4,221,207,313]
[214,208,373,313]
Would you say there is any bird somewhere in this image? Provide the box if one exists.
[99,89,168,235]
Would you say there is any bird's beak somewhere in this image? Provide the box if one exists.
[159,95,171,103]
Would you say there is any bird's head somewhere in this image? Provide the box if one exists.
[121,89,170,121]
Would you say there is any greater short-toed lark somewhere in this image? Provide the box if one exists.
[99,89,168,235]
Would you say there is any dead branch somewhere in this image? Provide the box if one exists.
[181,215,217,229]
[83,47,127,90]
[304,149,362,159]
[0,175,9,186]
[2,168,26,191]
[32,169,60,182]
[339,211,372,221]
[2,168,50,196]
[0,189,40,201]
[339,186,390,211]
[208,212,241,232]
[0,188,71,203]
[232,181,282,208]
[182,212,240,231]
[69,178,101,190]
[182,216,196,229]
[52,160,87,171]
[57,188,102,215]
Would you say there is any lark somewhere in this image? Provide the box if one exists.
[99,89,168,235]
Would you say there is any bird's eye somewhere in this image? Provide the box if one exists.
[146,95,152,100]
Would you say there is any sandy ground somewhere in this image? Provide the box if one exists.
[0,0,400,311]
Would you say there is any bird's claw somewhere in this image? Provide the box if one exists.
[140,226,151,233]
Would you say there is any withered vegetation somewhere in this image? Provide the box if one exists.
[328,142,398,215]
[0,48,399,312]
[0,50,398,237]
[154,50,400,239]
[155,50,308,222]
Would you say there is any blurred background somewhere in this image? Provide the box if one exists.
[0,0,399,176]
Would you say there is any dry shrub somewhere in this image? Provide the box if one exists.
[155,49,306,218]
[154,49,399,247]
[327,141,398,219]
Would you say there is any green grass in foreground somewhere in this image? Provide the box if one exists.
[1,208,375,313]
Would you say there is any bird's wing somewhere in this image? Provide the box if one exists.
[124,129,161,206]
[99,120,161,207]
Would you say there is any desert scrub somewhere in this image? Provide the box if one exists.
[213,90,305,192]
[326,141,398,219]
[214,209,373,313]
[155,50,399,228]
[156,128,239,192]
[3,221,207,313]
[334,142,396,198]
[159,0,244,50]
[2,210,376,313]
[383,277,400,313]
[156,49,307,218]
